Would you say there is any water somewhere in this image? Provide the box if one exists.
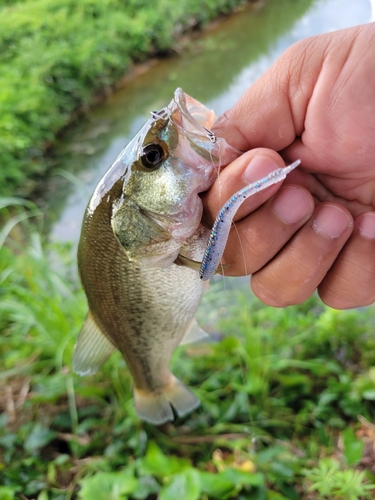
[41,0,372,244]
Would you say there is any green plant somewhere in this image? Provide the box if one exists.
[302,457,375,499]
[0,0,248,197]
[2,204,375,498]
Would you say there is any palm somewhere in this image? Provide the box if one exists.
[209,23,375,309]
[282,24,375,214]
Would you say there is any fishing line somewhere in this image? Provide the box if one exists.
[232,220,248,278]
[214,140,228,291]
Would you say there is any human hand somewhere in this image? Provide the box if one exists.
[202,23,375,309]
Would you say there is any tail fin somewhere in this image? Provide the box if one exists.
[133,376,200,425]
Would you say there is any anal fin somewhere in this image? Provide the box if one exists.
[73,312,116,375]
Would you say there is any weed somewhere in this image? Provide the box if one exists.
[302,457,375,499]
[1,204,375,498]
[0,0,248,197]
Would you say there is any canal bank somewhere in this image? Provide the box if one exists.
[36,0,372,244]
[0,0,256,198]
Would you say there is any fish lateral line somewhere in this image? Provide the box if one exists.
[199,159,301,281]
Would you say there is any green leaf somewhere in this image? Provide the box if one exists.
[0,197,37,210]
[159,469,201,500]
[31,373,68,403]
[132,476,160,500]
[0,486,17,500]
[362,389,375,400]
[342,427,364,466]
[24,423,56,453]
[199,471,235,498]
[267,492,291,500]
[137,442,191,478]
[222,468,264,488]
[269,461,295,479]
[78,471,138,500]
[199,468,264,499]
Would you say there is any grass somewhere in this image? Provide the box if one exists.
[0,0,247,197]
[1,201,375,499]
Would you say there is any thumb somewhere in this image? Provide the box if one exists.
[211,32,331,152]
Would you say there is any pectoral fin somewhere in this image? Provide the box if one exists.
[112,198,170,258]
[73,312,116,375]
[174,254,202,272]
[174,254,230,275]
[180,318,210,345]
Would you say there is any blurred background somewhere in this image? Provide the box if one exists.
[31,0,375,245]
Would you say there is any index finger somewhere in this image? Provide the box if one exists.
[211,29,338,152]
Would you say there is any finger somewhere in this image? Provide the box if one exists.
[201,148,288,228]
[219,185,314,276]
[318,212,375,309]
[282,25,375,176]
[251,203,354,306]
[282,167,374,217]
[211,34,328,151]
[212,26,369,163]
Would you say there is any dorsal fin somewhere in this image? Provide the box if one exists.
[73,312,116,375]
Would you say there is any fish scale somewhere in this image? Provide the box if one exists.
[73,88,298,425]
[77,181,204,390]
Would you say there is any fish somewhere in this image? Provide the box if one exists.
[73,88,240,425]
[73,88,300,426]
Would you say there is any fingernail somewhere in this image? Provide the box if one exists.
[312,204,352,238]
[242,154,280,183]
[272,186,314,225]
[358,212,375,239]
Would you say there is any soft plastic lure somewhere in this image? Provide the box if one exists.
[199,159,301,281]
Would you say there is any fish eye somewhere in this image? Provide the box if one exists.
[140,143,166,169]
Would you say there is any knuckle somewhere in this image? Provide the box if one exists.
[240,226,278,261]
[251,274,309,307]
[319,277,375,310]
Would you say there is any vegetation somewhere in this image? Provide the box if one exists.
[0,0,248,197]
[2,201,375,499]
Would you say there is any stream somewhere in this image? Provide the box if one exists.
[39,0,373,245]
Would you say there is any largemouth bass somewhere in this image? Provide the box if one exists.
[73,89,240,425]
[73,88,300,425]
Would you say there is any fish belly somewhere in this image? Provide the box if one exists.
[78,226,203,424]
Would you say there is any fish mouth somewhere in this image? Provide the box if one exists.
[173,88,216,138]
[134,89,242,246]
[171,88,241,170]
